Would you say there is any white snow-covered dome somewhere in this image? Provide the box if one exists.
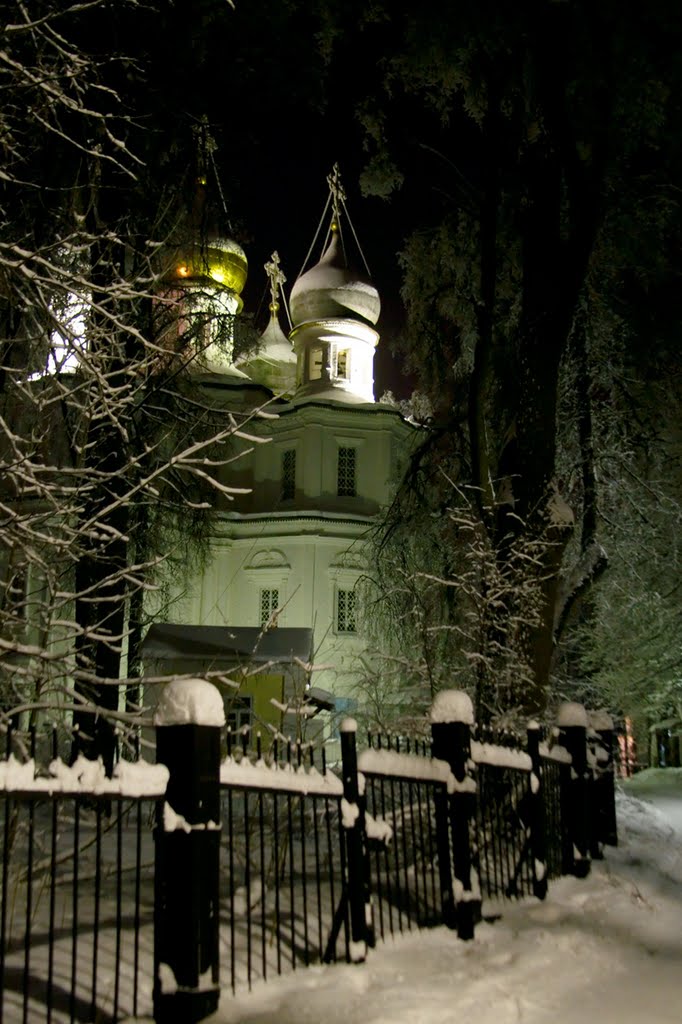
[289,229,380,328]
[238,303,297,396]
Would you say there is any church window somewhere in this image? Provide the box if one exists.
[281,449,296,501]
[226,695,253,735]
[260,588,280,626]
[336,349,350,380]
[336,588,357,634]
[337,446,356,497]
[309,347,323,381]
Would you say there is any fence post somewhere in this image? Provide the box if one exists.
[430,691,480,941]
[339,718,370,962]
[526,722,548,900]
[588,710,618,854]
[557,702,591,879]
[153,679,224,1023]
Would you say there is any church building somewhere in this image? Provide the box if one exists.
[142,171,417,739]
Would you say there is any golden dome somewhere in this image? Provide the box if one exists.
[171,237,248,295]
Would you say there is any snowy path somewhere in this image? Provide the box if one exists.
[193,772,682,1024]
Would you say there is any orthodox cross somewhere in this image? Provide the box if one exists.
[327,163,346,229]
[265,251,286,314]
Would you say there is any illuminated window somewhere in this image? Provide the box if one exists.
[309,347,323,381]
[336,349,350,380]
[336,588,357,634]
[337,446,356,497]
[260,588,280,626]
[226,695,253,734]
[281,449,296,501]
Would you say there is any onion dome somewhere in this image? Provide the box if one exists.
[259,309,296,362]
[171,236,248,308]
[289,227,380,328]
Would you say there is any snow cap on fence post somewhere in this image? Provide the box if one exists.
[430,689,474,726]
[154,677,226,728]
[430,690,480,940]
[153,678,223,1023]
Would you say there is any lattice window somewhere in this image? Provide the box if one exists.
[336,588,357,634]
[337,446,356,497]
[281,449,296,501]
[226,695,253,734]
[260,588,280,626]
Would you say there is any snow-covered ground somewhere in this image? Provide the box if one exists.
[193,770,682,1024]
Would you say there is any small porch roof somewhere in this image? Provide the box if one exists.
[142,623,314,666]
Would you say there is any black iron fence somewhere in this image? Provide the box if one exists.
[218,737,347,991]
[0,726,165,1024]
[0,690,618,1024]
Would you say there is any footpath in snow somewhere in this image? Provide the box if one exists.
[194,769,682,1024]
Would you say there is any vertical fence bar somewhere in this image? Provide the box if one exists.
[70,798,79,1024]
[114,802,123,1021]
[272,790,282,975]
[287,780,295,969]
[397,772,412,930]
[133,798,142,1017]
[258,788,267,982]
[368,779,385,940]
[154,678,223,1024]
[47,787,57,1024]
[227,785,236,993]
[91,803,102,1020]
[312,793,323,959]
[245,790,252,989]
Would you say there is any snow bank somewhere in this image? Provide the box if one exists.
[154,678,226,727]
[430,690,474,725]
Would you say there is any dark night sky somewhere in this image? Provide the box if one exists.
[162,1,416,399]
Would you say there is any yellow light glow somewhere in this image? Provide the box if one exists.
[177,265,189,277]
[210,266,225,284]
